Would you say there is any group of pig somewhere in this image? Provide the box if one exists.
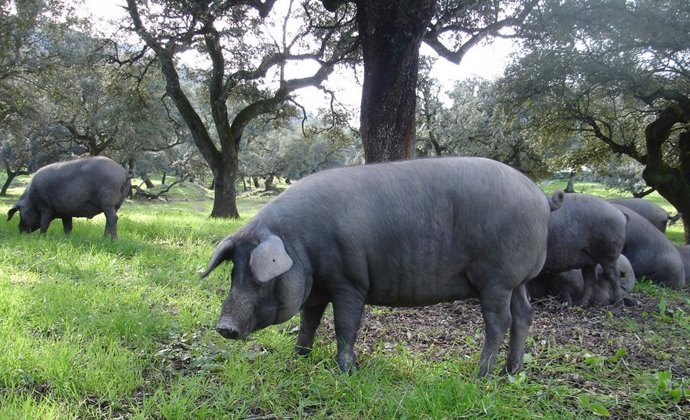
[527,194,687,308]
[7,156,689,377]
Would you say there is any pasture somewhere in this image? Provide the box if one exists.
[0,178,688,419]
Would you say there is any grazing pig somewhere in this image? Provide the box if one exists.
[539,194,627,306]
[7,156,131,239]
[202,157,564,377]
[608,198,672,233]
[528,255,636,306]
[612,204,685,289]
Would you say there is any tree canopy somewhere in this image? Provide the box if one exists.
[125,0,359,217]
[499,0,690,240]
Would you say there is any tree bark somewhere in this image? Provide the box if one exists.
[641,109,690,243]
[212,163,240,218]
[142,175,155,189]
[356,0,435,163]
[264,174,275,191]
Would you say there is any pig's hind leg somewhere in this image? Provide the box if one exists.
[477,283,513,377]
[506,283,533,374]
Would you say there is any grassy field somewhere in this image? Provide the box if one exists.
[0,177,688,419]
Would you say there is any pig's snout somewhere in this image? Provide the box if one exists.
[216,322,241,339]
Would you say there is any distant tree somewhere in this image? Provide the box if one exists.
[125,0,359,217]
[240,116,359,189]
[0,1,199,196]
[500,0,690,241]
[415,57,445,157]
[0,0,81,193]
[416,75,546,176]
[0,0,77,124]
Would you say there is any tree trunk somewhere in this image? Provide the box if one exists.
[564,172,576,193]
[161,172,167,185]
[1,171,17,196]
[0,164,28,196]
[642,117,690,243]
[211,164,239,218]
[356,0,435,163]
[264,174,274,191]
[143,175,155,189]
[253,177,260,188]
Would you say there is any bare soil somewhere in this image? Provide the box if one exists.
[318,290,690,397]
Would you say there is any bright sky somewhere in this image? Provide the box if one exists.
[83,0,515,112]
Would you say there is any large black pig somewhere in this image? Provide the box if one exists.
[539,194,628,306]
[528,255,636,306]
[7,156,131,239]
[609,198,674,233]
[202,157,563,377]
[612,204,685,289]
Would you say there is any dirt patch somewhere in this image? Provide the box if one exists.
[312,292,690,380]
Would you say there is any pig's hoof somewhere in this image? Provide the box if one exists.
[623,296,639,307]
[505,362,523,376]
[295,345,313,356]
[611,299,624,309]
[575,299,591,309]
[336,354,359,374]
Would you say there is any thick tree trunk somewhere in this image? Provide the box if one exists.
[642,118,690,243]
[356,0,435,163]
[211,163,239,218]
[143,175,155,189]
[264,174,274,191]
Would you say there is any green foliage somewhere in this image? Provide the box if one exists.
[500,0,690,209]
[416,75,547,176]
[578,394,611,418]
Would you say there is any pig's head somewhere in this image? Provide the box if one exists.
[617,255,636,293]
[7,198,40,233]
[201,231,308,340]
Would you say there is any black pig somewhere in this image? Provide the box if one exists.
[612,204,685,289]
[609,198,673,233]
[540,194,627,306]
[202,157,563,377]
[7,156,131,239]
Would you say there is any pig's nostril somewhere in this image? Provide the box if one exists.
[216,325,240,339]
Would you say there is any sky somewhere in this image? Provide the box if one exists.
[82,0,515,112]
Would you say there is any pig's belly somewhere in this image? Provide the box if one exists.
[365,273,479,307]
[55,203,102,218]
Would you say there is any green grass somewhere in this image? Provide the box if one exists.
[0,179,688,418]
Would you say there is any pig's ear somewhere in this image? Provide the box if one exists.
[201,236,235,278]
[250,235,293,283]
[7,204,20,221]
